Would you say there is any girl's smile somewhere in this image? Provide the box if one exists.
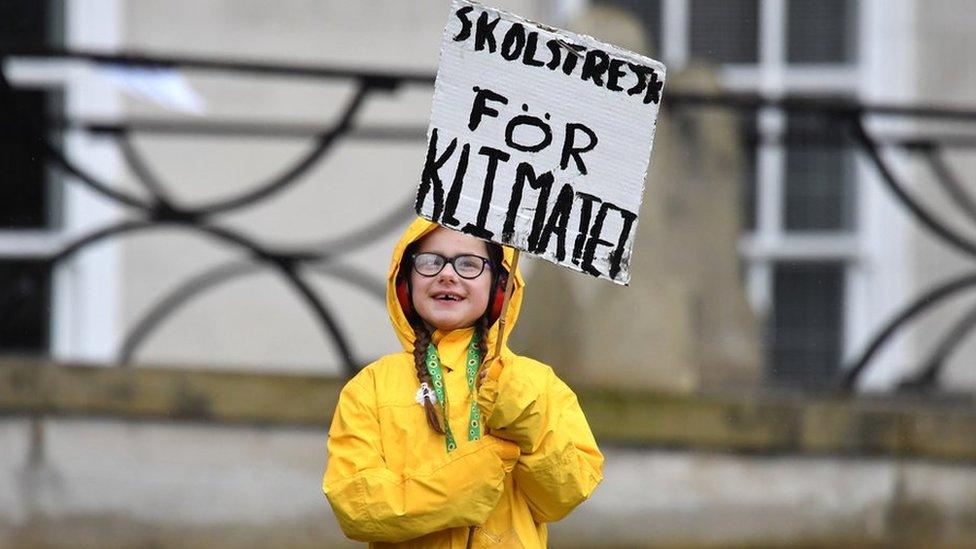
[410,227,492,331]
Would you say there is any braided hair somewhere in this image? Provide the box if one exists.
[401,238,504,435]
[411,320,445,434]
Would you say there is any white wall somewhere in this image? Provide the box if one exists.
[908,0,976,390]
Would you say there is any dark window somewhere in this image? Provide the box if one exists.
[593,0,662,57]
[0,0,64,356]
[768,262,844,384]
[787,0,858,64]
[0,261,51,353]
[689,0,759,64]
[0,0,63,50]
[0,0,63,229]
[1,89,62,229]
[783,112,856,231]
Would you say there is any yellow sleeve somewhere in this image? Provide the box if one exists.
[477,357,604,523]
[323,370,521,543]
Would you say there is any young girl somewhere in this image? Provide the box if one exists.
[323,217,604,548]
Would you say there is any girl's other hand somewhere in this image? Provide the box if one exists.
[478,355,509,388]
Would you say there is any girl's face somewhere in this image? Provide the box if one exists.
[410,227,493,332]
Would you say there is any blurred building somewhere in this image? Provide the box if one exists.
[2,0,976,547]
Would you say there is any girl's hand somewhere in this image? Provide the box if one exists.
[478,355,509,388]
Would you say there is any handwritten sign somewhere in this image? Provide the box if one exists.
[416,0,665,285]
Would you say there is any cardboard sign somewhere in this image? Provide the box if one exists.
[416,0,666,285]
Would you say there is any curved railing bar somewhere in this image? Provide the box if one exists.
[171,221,358,373]
[119,131,178,209]
[274,268,356,375]
[121,259,386,367]
[0,68,153,212]
[898,301,976,391]
[287,193,416,258]
[849,116,976,259]
[49,220,157,264]
[46,217,358,373]
[307,262,387,301]
[918,146,976,227]
[119,261,252,364]
[42,140,154,210]
[840,272,976,389]
[182,83,372,217]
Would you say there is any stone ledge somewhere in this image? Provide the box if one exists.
[0,360,344,426]
[580,386,976,462]
[1,360,974,462]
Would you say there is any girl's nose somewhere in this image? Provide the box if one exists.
[438,264,460,281]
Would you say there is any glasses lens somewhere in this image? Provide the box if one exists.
[454,255,485,278]
[413,253,444,276]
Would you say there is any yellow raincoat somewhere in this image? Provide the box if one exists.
[324,218,603,548]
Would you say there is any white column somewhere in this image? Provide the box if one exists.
[662,0,688,69]
[52,0,125,363]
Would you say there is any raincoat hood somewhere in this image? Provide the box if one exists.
[386,217,525,358]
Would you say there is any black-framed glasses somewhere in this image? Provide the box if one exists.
[411,252,490,279]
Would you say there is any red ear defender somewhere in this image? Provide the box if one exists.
[488,271,508,325]
[395,275,416,322]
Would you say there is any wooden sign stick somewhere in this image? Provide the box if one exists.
[470,248,520,549]
[465,255,521,549]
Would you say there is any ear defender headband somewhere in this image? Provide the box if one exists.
[395,272,418,323]
[396,248,509,326]
[488,270,508,324]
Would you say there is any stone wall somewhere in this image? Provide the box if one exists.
[2,418,974,548]
[1,361,974,548]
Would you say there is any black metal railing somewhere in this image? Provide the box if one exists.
[666,92,976,391]
[2,48,975,389]
[0,50,435,376]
